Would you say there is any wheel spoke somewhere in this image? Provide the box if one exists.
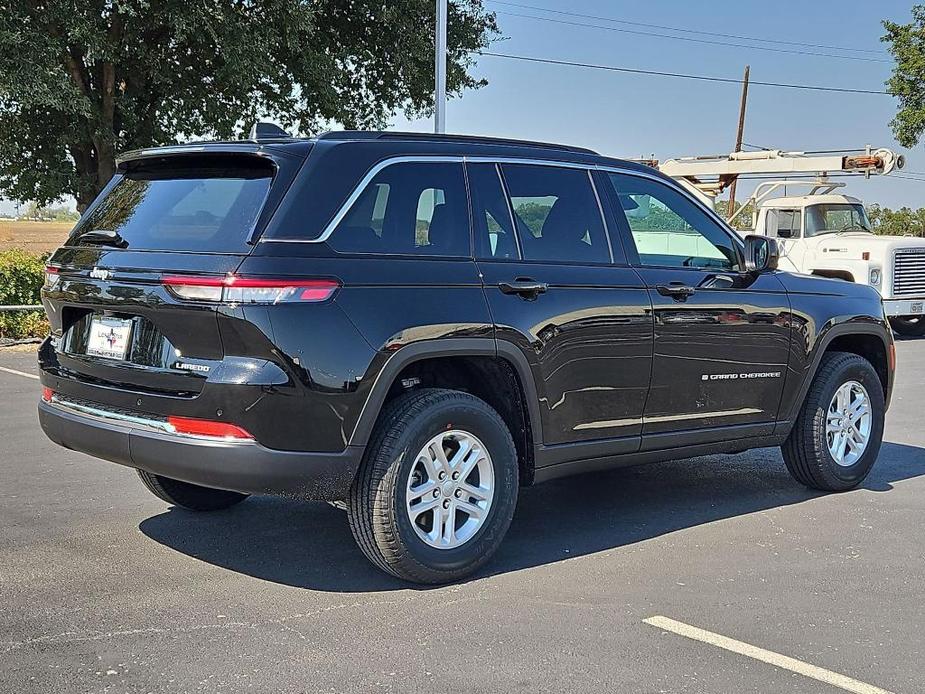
[459,482,490,502]
[430,442,451,473]
[418,452,441,481]
[456,499,484,520]
[410,496,440,520]
[408,481,437,504]
[457,447,485,482]
[441,502,456,544]
[427,504,445,542]
[447,437,472,470]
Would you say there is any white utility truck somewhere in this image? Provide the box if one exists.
[658,147,925,336]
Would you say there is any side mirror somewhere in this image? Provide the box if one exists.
[776,229,792,239]
[743,235,779,273]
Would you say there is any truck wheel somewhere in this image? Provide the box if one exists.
[889,316,925,337]
[137,470,249,511]
[347,388,519,584]
[782,352,884,491]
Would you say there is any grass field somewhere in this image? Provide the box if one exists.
[0,220,74,253]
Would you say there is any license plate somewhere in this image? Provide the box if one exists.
[912,302,924,314]
[86,317,133,360]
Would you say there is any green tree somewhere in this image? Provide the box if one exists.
[867,203,925,236]
[714,198,755,231]
[883,6,925,147]
[0,1,498,210]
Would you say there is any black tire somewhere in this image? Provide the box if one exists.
[782,351,885,491]
[137,470,249,511]
[347,388,519,584]
[889,316,925,337]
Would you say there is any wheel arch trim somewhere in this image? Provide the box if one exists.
[782,321,892,428]
[347,338,543,449]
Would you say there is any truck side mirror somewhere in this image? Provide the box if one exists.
[743,235,779,273]
[776,229,792,239]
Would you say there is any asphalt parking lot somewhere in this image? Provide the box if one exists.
[1,341,923,694]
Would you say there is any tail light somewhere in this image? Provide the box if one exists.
[167,415,253,440]
[44,266,60,290]
[42,386,54,402]
[163,275,339,304]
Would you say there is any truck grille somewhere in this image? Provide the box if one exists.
[893,249,925,296]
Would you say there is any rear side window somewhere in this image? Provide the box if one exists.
[71,160,274,252]
[500,164,610,264]
[328,162,469,256]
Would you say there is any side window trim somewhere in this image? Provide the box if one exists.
[488,162,524,260]
[587,169,616,265]
[259,153,744,261]
[591,169,630,266]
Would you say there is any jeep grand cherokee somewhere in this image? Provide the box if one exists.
[38,129,895,583]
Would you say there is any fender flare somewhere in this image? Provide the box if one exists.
[782,321,892,426]
[348,338,543,448]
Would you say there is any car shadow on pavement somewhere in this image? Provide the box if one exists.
[139,441,925,592]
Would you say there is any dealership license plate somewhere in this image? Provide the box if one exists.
[912,302,924,314]
[86,316,133,360]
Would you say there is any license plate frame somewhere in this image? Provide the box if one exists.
[86,316,133,360]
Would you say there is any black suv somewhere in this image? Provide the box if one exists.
[38,130,894,583]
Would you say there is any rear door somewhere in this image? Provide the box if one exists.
[43,151,299,396]
[470,161,652,459]
[604,171,792,448]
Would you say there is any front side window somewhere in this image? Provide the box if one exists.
[328,162,469,256]
[804,203,871,236]
[608,173,740,270]
[500,164,611,264]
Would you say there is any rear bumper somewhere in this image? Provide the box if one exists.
[38,400,363,500]
[883,298,925,317]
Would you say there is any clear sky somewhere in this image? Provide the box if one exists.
[391,0,924,210]
[4,1,921,216]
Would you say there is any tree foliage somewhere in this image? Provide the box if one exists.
[0,1,498,209]
[883,6,925,147]
[714,198,755,231]
[867,203,925,237]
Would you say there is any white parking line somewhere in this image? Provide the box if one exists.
[644,615,893,694]
[0,365,39,381]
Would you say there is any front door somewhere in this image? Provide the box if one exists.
[467,162,653,457]
[605,172,792,448]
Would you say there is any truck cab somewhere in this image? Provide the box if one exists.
[751,191,925,335]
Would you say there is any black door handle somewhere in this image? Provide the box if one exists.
[656,284,696,301]
[499,279,548,299]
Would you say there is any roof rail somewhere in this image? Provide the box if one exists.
[316,130,597,155]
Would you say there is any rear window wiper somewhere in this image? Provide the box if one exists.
[79,229,129,248]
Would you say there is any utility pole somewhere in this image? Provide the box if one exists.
[435,0,448,133]
[726,65,749,221]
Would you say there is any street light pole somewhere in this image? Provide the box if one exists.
[435,0,447,133]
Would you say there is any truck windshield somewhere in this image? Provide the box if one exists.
[805,204,871,236]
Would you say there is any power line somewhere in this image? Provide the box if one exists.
[492,8,891,63]
[478,51,891,95]
[486,0,886,56]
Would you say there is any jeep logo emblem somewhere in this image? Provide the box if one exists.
[89,267,112,281]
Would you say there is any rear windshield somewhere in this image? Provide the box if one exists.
[69,159,274,252]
